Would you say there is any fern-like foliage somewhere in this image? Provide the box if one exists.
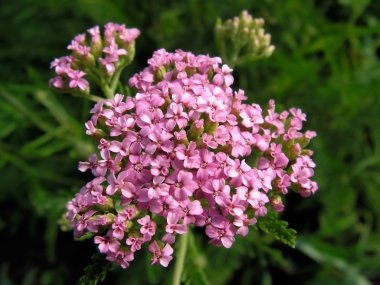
[78,253,115,285]
[257,210,297,248]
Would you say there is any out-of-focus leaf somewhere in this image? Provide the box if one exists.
[297,237,372,285]
[0,264,13,285]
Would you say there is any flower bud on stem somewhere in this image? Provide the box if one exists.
[215,10,275,67]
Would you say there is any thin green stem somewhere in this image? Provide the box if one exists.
[101,84,114,99]
[230,37,247,68]
[233,53,260,67]
[172,233,189,285]
[72,92,104,102]
[99,66,124,99]
[110,66,125,94]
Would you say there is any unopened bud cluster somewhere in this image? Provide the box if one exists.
[215,11,275,66]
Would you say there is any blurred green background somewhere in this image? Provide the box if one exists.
[1,0,380,284]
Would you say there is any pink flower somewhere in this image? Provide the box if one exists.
[148,241,173,267]
[94,235,120,253]
[150,196,179,215]
[150,155,171,176]
[75,210,97,234]
[126,236,144,252]
[205,221,235,248]
[201,133,218,149]
[218,194,246,217]
[49,76,64,89]
[212,65,234,86]
[179,199,204,224]
[105,171,133,195]
[126,154,152,183]
[119,28,140,43]
[137,215,157,238]
[203,178,230,205]
[97,149,121,176]
[270,144,289,169]
[175,141,200,168]
[289,108,306,129]
[78,153,99,174]
[250,169,274,192]
[197,149,217,177]
[247,190,269,217]
[226,158,252,187]
[166,103,189,129]
[166,212,187,234]
[103,39,127,58]
[50,22,141,95]
[111,215,126,239]
[106,250,134,269]
[137,176,169,202]
[145,128,174,154]
[239,103,264,129]
[214,125,230,145]
[87,26,101,45]
[99,57,116,75]
[50,56,73,74]
[234,215,257,236]
[229,127,251,157]
[68,70,89,91]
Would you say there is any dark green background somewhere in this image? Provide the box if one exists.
[1,0,380,284]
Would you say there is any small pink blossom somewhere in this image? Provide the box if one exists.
[148,241,173,267]
[94,235,120,253]
[68,70,89,91]
[126,236,144,252]
[137,215,157,237]
[106,250,134,269]
[166,212,187,234]
[49,76,64,89]
[205,221,235,248]
[234,215,257,236]
[168,170,198,201]
[175,141,200,168]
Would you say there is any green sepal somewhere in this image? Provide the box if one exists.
[75,231,95,241]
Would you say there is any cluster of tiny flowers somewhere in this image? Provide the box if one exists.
[49,23,140,94]
[65,49,317,269]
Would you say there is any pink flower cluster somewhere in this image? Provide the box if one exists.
[65,49,317,269]
[50,23,140,93]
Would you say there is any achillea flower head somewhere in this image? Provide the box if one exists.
[50,23,140,95]
[65,49,317,269]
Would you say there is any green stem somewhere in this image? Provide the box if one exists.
[101,84,114,99]
[172,233,189,285]
[233,54,260,67]
[72,92,104,102]
[109,66,125,94]
[99,66,125,99]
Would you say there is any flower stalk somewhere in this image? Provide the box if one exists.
[172,233,189,285]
